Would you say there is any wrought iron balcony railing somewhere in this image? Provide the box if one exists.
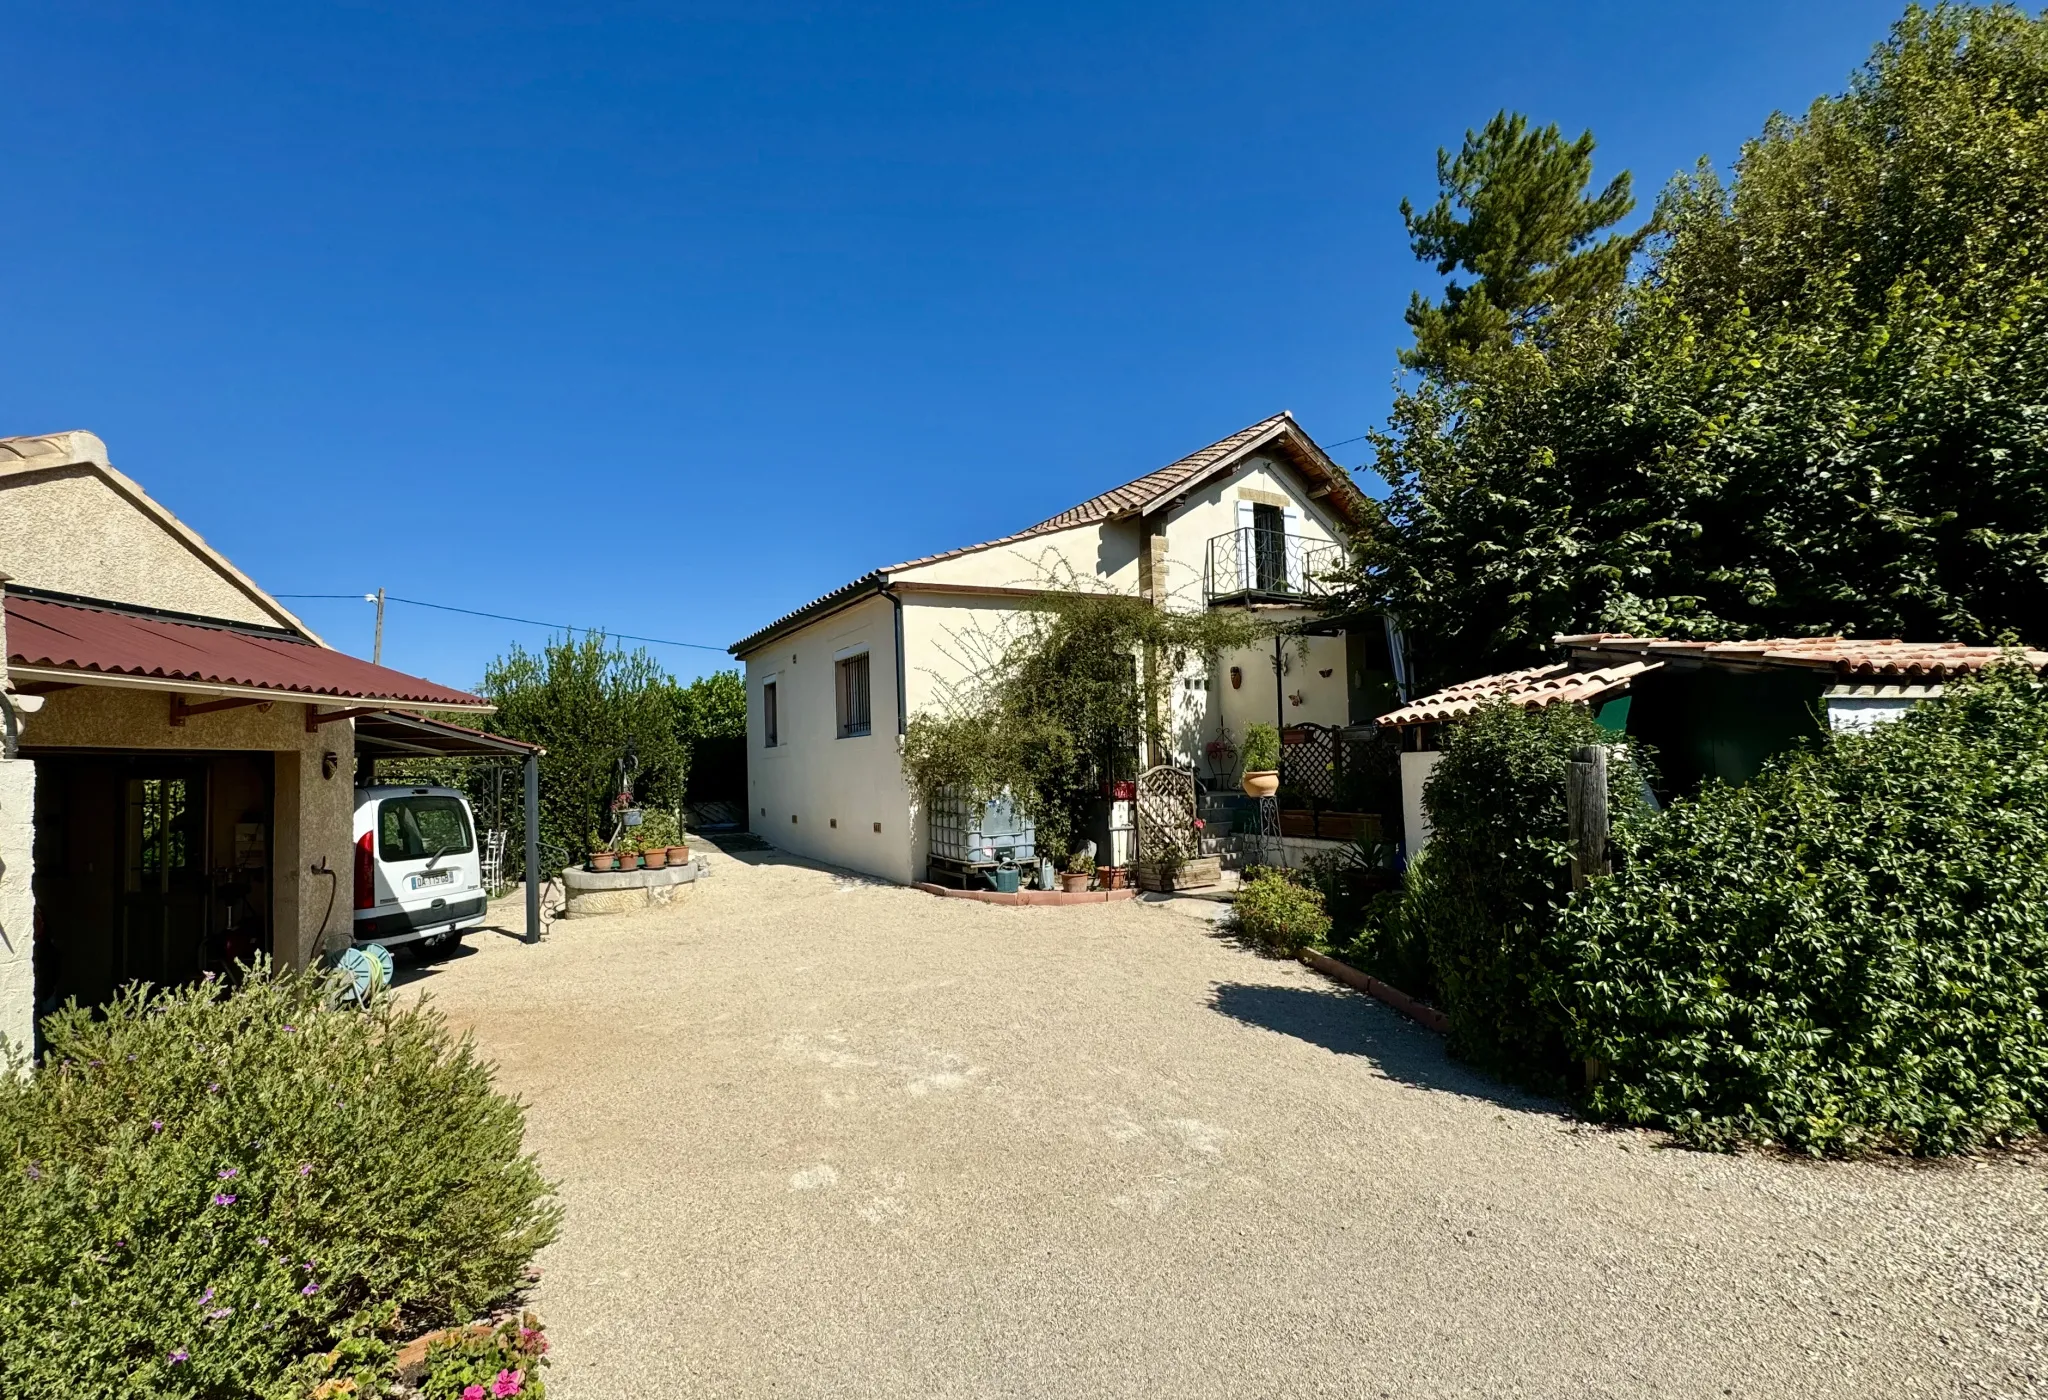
[1203,528,1346,605]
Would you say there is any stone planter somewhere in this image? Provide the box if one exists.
[561,858,704,917]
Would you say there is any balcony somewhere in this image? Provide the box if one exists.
[1203,528,1347,606]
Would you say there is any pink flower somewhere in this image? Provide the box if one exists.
[217,1167,238,1180]
[210,1192,236,1206]
[301,1282,319,1296]
[491,1369,525,1397]
[168,1349,189,1365]
[298,1163,314,1177]
[462,1387,487,1400]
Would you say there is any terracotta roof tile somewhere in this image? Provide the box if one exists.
[1554,634,2048,679]
[730,413,1353,655]
[1377,660,1658,728]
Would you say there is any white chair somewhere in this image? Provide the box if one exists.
[480,828,508,895]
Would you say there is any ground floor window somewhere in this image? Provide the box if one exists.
[837,652,871,738]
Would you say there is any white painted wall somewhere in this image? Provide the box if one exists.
[736,446,1364,879]
[742,593,917,883]
[1399,749,1440,858]
[0,756,32,1058]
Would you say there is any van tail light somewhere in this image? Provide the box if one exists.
[354,831,375,910]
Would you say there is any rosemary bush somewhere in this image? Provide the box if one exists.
[0,968,559,1398]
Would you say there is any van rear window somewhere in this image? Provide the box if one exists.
[377,796,474,863]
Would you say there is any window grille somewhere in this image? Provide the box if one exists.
[763,681,779,748]
[837,653,871,738]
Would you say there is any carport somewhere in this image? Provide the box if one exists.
[350,711,546,938]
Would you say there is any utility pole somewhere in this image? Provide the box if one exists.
[367,588,386,665]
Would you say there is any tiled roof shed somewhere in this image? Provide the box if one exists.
[1555,634,2048,679]
[1377,661,1659,728]
[1378,634,2048,729]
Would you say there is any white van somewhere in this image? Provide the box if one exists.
[352,785,488,953]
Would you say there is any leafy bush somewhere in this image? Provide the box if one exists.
[0,968,559,1398]
[1413,701,1651,1087]
[1240,722,1281,773]
[1555,665,2048,1156]
[1228,868,1333,956]
[420,1313,550,1399]
[1337,877,1438,1003]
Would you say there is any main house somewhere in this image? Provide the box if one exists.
[728,414,1391,884]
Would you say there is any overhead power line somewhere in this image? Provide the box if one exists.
[273,593,730,654]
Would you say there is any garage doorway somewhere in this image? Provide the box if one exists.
[28,750,274,1025]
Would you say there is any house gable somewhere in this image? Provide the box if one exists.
[0,432,315,635]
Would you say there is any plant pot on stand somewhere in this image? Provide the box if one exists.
[1241,771,1280,799]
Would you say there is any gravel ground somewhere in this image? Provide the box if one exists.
[411,840,2048,1399]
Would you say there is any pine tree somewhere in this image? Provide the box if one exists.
[1399,111,1644,377]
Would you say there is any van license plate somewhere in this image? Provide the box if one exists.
[411,870,455,890]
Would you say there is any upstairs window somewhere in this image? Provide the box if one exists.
[837,652,872,738]
[762,680,779,748]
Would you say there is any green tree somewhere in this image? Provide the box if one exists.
[1361,4,2048,690]
[674,669,747,742]
[481,634,688,862]
[1399,110,1644,377]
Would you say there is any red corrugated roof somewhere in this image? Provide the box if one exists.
[5,595,487,709]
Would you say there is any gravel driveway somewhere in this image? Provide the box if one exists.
[412,840,2046,1399]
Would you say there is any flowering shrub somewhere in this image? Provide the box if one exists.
[419,1314,550,1399]
[0,965,559,1397]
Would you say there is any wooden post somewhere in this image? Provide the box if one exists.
[1566,744,1609,890]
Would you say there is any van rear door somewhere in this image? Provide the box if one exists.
[374,794,480,924]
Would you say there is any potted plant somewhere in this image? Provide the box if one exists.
[1060,852,1095,893]
[1241,721,1281,798]
[642,839,668,870]
[1100,864,1127,890]
[616,838,641,872]
[588,832,618,873]
[668,841,690,865]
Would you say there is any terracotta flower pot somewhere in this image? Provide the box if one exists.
[667,845,690,864]
[616,851,641,871]
[1242,770,1280,798]
[642,847,668,869]
[1059,872,1090,893]
[1101,866,1127,890]
[590,851,618,872]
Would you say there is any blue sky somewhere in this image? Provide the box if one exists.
[3,0,1906,689]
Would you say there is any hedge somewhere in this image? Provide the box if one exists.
[1554,664,2048,1156]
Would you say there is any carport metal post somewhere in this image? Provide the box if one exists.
[523,751,541,939]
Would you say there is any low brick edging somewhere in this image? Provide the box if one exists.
[913,882,1138,907]
[1298,948,1449,1034]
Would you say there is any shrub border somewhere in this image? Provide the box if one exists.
[913,882,1138,906]
[1299,949,1449,1034]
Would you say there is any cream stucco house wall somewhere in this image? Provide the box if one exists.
[0,431,491,1056]
[729,414,1384,884]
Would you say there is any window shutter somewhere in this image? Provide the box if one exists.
[1282,506,1305,590]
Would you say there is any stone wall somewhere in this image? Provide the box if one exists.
[0,756,33,1056]
[24,685,357,969]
